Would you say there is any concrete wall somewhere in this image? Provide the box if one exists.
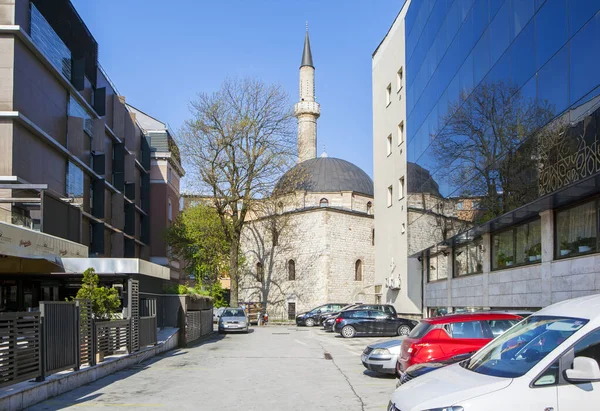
[372,1,419,315]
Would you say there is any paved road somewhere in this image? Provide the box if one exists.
[28,326,399,411]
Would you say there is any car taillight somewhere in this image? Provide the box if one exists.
[335,318,343,323]
[408,343,425,356]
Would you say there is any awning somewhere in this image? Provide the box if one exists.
[60,258,170,280]
[0,254,63,273]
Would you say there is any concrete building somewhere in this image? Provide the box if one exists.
[374,0,600,316]
[239,29,376,320]
[0,0,177,309]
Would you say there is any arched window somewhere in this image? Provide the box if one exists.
[355,259,363,281]
[367,201,372,214]
[320,198,329,207]
[256,262,264,282]
[288,259,296,281]
[277,201,284,214]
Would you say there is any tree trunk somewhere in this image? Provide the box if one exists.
[229,235,240,307]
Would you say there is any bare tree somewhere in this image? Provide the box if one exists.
[432,81,555,222]
[179,78,296,306]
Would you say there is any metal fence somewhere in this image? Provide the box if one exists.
[39,302,80,379]
[185,310,213,344]
[139,316,157,347]
[96,320,130,357]
[77,299,95,367]
[0,312,41,389]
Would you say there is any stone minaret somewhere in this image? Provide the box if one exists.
[294,25,320,163]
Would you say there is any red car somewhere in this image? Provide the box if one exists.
[396,312,522,376]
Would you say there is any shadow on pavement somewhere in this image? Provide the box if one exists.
[363,370,397,379]
[27,333,227,410]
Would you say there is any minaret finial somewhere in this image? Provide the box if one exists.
[306,21,309,32]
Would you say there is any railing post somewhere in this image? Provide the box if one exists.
[91,317,96,366]
[36,313,46,382]
[74,302,80,371]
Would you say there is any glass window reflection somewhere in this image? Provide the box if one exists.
[538,45,569,115]
[569,14,600,105]
[535,0,568,69]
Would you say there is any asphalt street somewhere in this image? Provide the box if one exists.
[27,325,399,411]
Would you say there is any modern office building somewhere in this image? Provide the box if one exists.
[0,0,176,309]
[127,105,185,283]
[374,0,600,316]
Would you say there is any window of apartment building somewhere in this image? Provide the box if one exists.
[387,186,393,207]
[167,167,172,183]
[68,95,93,137]
[387,134,392,156]
[397,67,403,91]
[399,177,405,200]
[386,84,392,106]
[556,198,598,259]
[320,198,329,207]
[492,218,541,270]
[168,198,173,221]
[454,239,483,277]
[371,228,375,246]
[30,4,72,80]
[398,122,404,145]
[456,201,464,210]
[66,161,84,199]
[355,259,363,281]
[288,260,296,281]
[428,252,448,282]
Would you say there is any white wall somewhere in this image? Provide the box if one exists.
[372,0,420,315]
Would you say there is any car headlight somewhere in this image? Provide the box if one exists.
[372,348,390,355]
[422,407,464,411]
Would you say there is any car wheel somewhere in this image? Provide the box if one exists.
[341,325,356,338]
[305,318,316,327]
[397,325,411,336]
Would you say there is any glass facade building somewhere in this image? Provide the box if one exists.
[405,0,600,216]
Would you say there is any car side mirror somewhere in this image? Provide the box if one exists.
[565,357,600,383]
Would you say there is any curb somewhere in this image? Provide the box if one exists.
[0,330,179,411]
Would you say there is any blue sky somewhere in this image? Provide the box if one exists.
[71,0,403,180]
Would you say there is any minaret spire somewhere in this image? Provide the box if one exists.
[301,23,313,68]
[294,24,320,163]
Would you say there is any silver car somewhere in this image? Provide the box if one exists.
[361,338,404,375]
[218,308,249,333]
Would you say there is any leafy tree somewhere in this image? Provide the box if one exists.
[179,77,296,306]
[432,81,555,222]
[74,268,121,320]
[165,203,230,289]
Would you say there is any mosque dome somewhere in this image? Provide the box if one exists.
[275,157,374,197]
[407,162,441,197]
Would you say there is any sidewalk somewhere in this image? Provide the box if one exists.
[0,328,179,411]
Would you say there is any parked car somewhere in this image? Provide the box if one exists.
[218,308,249,334]
[324,304,399,331]
[362,338,405,375]
[322,303,363,330]
[389,294,600,411]
[296,303,348,326]
[213,307,225,323]
[396,352,471,386]
[333,309,418,338]
[396,312,522,376]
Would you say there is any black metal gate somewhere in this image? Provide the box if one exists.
[39,301,80,379]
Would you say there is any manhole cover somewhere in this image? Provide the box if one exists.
[324,353,333,360]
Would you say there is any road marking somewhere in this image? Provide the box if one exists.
[294,339,308,346]
[42,401,163,408]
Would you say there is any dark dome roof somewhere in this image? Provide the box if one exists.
[407,162,441,197]
[275,157,373,196]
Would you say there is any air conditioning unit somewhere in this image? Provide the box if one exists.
[389,278,401,290]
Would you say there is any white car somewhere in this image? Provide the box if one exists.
[389,294,600,411]
[362,338,403,374]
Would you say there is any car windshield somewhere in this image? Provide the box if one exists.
[222,309,245,317]
[463,315,588,378]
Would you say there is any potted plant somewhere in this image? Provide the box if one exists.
[574,236,595,253]
[496,252,513,268]
[560,240,573,256]
[526,243,542,262]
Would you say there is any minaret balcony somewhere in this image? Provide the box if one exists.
[294,101,321,117]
